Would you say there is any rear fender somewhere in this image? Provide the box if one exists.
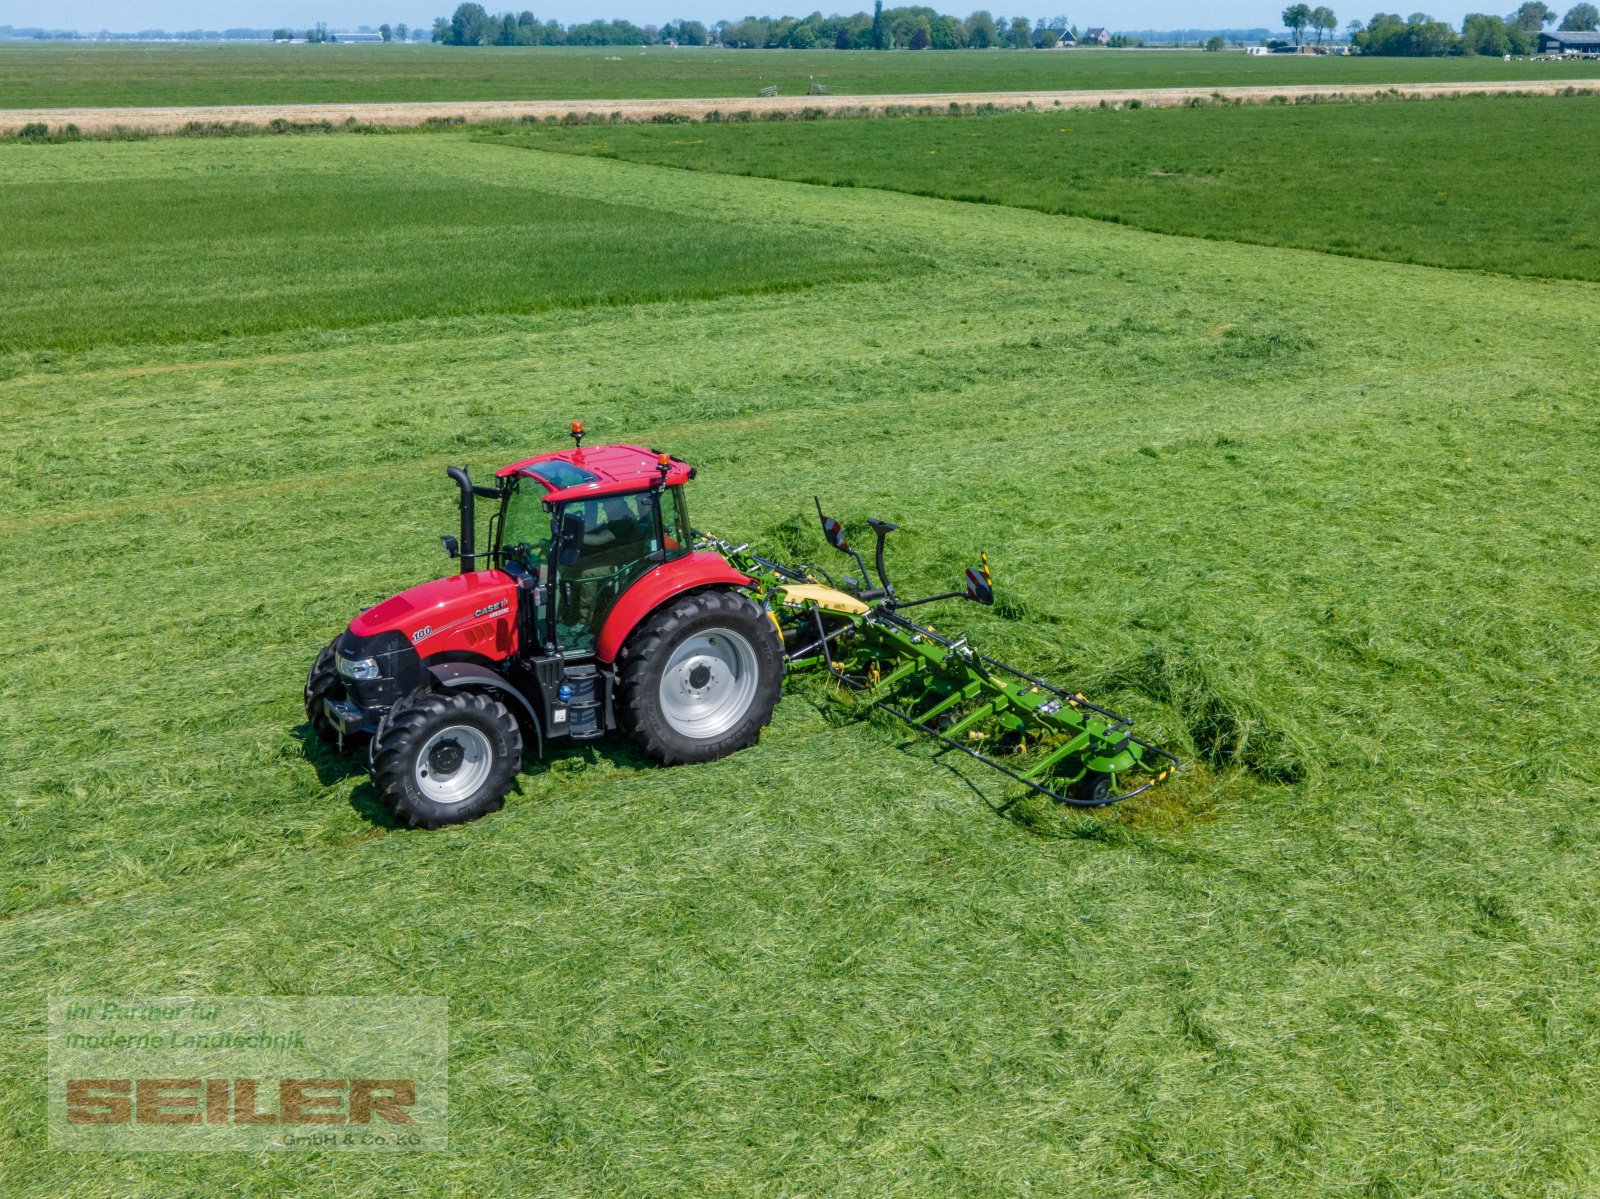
[426,662,543,758]
[595,551,752,664]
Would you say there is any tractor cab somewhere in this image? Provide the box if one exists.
[495,462,693,655]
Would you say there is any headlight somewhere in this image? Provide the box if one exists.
[337,655,381,681]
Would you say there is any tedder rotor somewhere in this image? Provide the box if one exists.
[306,425,1178,827]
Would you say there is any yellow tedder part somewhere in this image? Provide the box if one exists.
[776,583,871,616]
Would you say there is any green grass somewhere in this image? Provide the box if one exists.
[4,133,1600,1197]
[512,92,1600,282]
[5,42,1600,108]
[0,144,895,353]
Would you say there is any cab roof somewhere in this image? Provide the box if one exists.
[495,444,695,504]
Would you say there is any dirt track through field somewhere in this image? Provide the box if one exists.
[7,78,1599,132]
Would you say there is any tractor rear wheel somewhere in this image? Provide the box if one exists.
[305,638,363,751]
[370,690,523,828]
[617,589,782,766]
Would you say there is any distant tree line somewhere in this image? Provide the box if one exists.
[1117,24,1274,39]
[431,4,1085,48]
[13,1,1597,51]
[1348,1,1594,54]
[0,23,427,41]
[1280,4,1340,43]
[274,22,421,41]
[1,25,294,39]
[427,0,1595,50]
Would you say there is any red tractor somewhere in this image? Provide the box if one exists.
[306,425,783,828]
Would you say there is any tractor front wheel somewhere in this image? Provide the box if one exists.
[305,638,363,751]
[617,589,782,766]
[370,690,523,828]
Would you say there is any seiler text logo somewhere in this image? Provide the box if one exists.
[66,1077,417,1125]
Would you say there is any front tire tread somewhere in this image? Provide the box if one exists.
[305,638,365,751]
[369,689,522,829]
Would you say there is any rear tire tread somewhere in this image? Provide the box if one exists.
[616,588,782,767]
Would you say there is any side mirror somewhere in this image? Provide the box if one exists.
[556,512,586,567]
[441,534,460,560]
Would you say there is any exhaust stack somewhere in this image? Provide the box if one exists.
[445,466,477,575]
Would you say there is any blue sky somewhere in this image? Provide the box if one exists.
[10,0,1496,32]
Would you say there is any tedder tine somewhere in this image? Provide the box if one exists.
[1020,735,1092,782]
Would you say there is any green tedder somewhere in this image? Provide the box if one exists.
[702,500,1180,809]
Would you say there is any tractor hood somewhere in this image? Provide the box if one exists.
[350,570,519,661]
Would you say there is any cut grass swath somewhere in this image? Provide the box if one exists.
[0,144,902,353]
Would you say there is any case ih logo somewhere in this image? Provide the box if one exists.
[66,1078,417,1125]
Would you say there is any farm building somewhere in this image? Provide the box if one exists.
[1539,30,1600,52]
[1082,27,1110,43]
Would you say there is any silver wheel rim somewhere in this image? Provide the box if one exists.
[414,724,493,805]
[659,628,759,740]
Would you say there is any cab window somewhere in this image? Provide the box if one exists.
[553,489,683,653]
[499,478,553,570]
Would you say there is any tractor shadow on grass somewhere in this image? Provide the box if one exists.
[340,741,655,830]
[291,722,407,830]
[347,781,405,829]
[292,722,369,787]
[294,719,658,832]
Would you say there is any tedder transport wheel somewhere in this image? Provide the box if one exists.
[617,588,783,766]
[305,638,362,751]
[370,690,523,829]
[1069,771,1115,807]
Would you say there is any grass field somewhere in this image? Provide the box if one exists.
[4,123,1600,1197]
[5,42,1600,108]
[513,92,1600,282]
[0,149,897,353]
